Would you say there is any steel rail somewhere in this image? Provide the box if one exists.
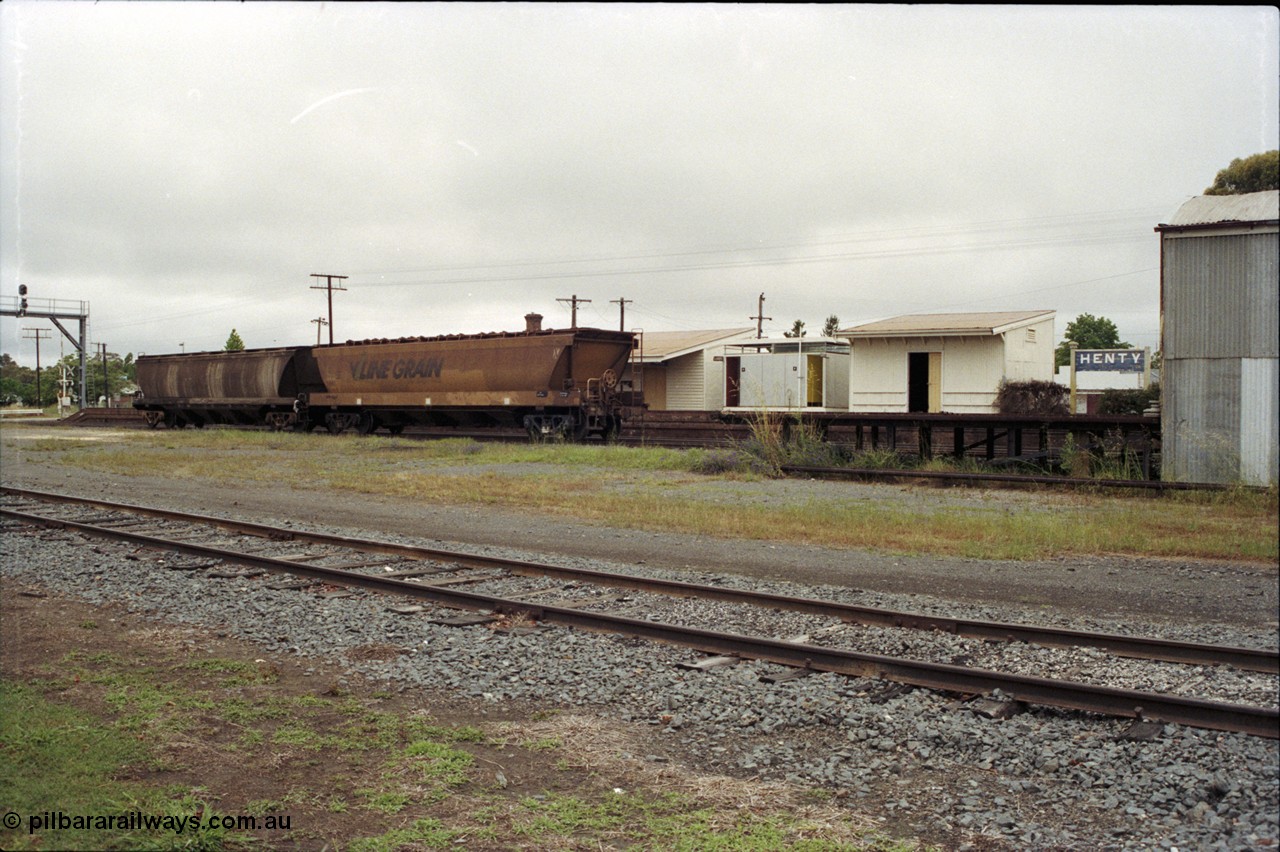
[2,502,1276,739]
[779,464,1270,493]
[2,486,1275,675]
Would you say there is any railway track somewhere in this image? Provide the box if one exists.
[2,485,1275,739]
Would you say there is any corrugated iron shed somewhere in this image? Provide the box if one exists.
[1158,190,1279,486]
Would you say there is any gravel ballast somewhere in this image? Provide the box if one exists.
[3,514,1276,851]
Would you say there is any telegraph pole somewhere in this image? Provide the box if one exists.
[310,274,348,345]
[610,297,632,332]
[751,293,772,339]
[22,327,50,409]
[311,316,329,346]
[556,294,591,329]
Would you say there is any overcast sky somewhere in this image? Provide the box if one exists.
[2,3,1276,366]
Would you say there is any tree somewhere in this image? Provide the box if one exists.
[52,351,136,405]
[783,319,806,339]
[1055,314,1130,368]
[822,315,840,337]
[0,352,57,407]
[1204,150,1279,195]
[225,329,246,351]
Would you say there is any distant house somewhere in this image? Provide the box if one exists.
[839,310,1056,413]
[624,328,757,411]
[1155,190,1278,485]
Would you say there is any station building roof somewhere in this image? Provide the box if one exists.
[840,310,1054,338]
[633,327,756,362]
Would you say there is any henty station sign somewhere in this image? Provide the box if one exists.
[1067,346,1153,413]
[1074,349,1146,373]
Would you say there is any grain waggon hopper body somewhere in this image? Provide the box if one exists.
[306,326,637,437]
[133,348,323,429]
[132,320,640,439]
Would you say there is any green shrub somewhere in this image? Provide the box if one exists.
[995,379,1069,415]
[1098,383,1159,416]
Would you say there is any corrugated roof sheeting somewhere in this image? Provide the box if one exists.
[1162,190,1279,228]
[1163,234,1280,359]
[841,310,1053,337]
[636,328,755,361]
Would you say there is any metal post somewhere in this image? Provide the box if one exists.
[1068,342,1078,415]
[100,343,109,407]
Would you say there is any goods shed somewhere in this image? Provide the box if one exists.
[1155,190,1279,486]
[840,310,1055,413]
[623,328,757,411]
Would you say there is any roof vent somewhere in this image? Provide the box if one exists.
[524,313,543,333]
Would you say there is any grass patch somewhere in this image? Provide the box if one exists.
[0,680,250,851]
[1,609,926,851]
[345,817,456,851]
[507,790,876,850]
[5,423,1274,562]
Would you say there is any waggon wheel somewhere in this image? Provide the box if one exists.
[356,413,377,435]
[386,423,406,436]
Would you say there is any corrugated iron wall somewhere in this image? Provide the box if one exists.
[1163,234,1279,359]
[1162,230,1279,485]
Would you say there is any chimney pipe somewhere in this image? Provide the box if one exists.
[524,313,543,333]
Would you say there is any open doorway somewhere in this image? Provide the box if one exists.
[908,351,941,412]
[724,356,740,407]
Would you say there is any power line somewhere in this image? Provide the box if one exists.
[346,203,1175,279]
[352,231,1152,289]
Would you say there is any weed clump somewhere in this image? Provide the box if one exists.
[688,448,772,477]
[738,411,849,475]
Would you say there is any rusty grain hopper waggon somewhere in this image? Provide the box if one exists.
[133,347,324,431]
[133,316,641,440]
